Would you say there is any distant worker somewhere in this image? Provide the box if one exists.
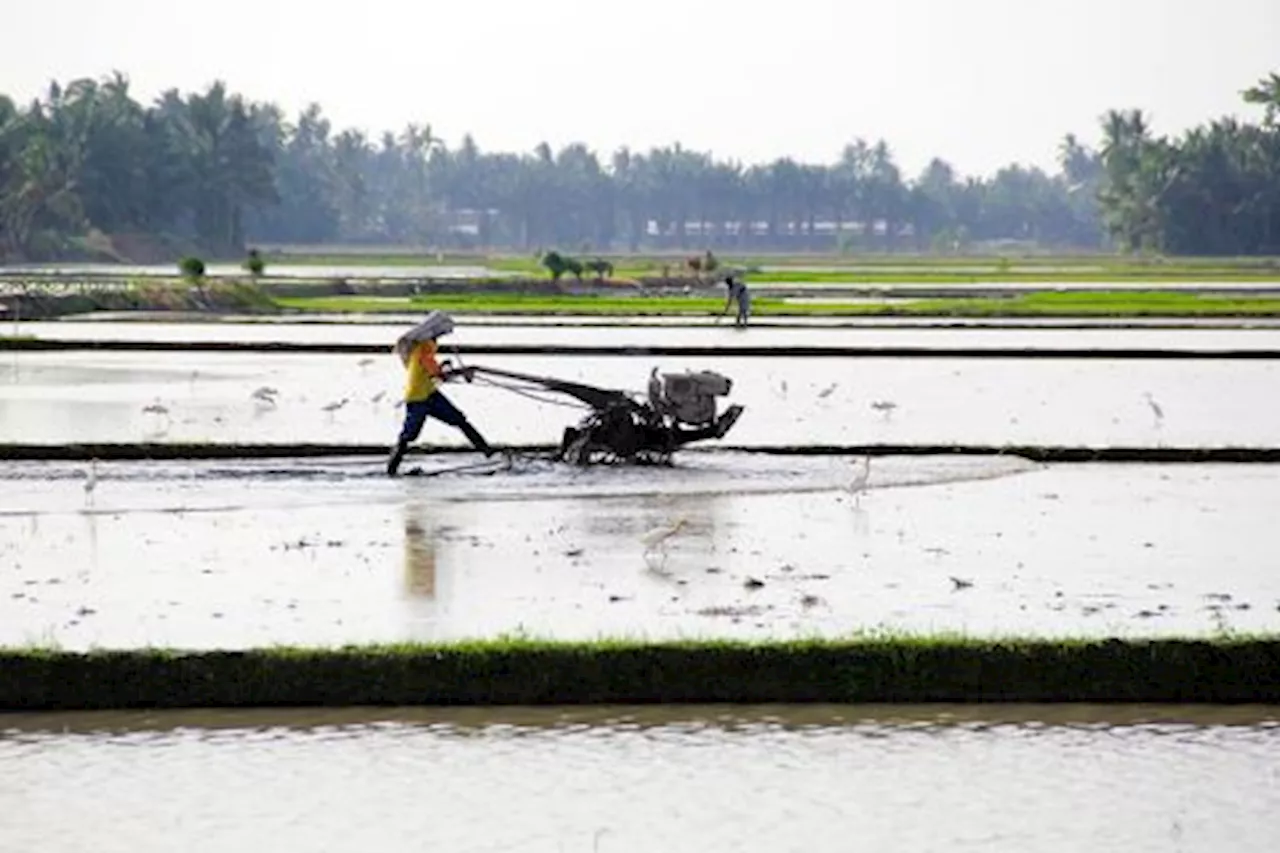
[722,273,751,328]
[387,311,496,477]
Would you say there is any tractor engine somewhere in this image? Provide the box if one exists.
[655,371,733,427]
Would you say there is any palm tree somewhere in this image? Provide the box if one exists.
[1243,72,1280,125]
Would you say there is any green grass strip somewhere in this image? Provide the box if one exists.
[273,290,1280,317]
[266,251,1280,281]
[2,637,1278,710]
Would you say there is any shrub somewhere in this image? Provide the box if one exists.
[542,251,585,282]
[243,249,266,277]
[542,250,566,281]
[584,258,614,280]
[179,256,206,281]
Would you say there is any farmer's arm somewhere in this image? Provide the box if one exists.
[421,343,473,382]
[418,344,445,378]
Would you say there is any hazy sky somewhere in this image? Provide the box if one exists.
[4,0,1277,177]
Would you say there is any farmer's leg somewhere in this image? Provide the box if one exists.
[425,391,494,456]
[399,401,431,443]
[387,401,430,476]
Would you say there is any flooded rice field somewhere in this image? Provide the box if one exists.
[15,318,1280,351]
[1,350,1276,447]
[34,311,1280,328]
[0,262,503,280]
[3,454,1278,649]
[2,704,1278,853]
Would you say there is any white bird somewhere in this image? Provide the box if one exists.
[648,367,663,408]
[83,459,99,506]
[251,387,279,408]
[1143,392,1164,426]
[641,518,688,553]
[871,400,898,417]
[142,400,172,433]
[848,455,871,503]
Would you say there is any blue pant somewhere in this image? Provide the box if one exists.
[399,392,468,442]
[397,391,492,455]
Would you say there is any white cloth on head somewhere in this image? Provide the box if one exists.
[394,311,455,365]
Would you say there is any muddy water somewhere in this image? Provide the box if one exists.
[3,456,1278,649]
[2,705,1278,853]
[2,351,1276,447]
[16,319,1280,350]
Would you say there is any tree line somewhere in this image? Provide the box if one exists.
[1,71,1276,261]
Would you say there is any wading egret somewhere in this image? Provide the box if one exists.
[1143,392,1164,427]
[848,455,871,503]
[83,459,98,506]
[641,518,688,552]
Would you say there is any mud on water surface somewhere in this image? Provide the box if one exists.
[3,453,1279,650]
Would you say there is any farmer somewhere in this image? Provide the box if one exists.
[723,274,751,328]
[387,311,496,476]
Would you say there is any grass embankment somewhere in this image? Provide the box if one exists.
[750,269,1280,284]
[10,280,278,319]
[276,290,1280,317]
[478,256,1280,284]
[2,637,1278,710]
[272,249,1280,279]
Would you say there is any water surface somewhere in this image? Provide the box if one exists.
[4,457,1277,648]
[16,319,1280,351]
[2,704,1277,853]
[1,351,1274,447]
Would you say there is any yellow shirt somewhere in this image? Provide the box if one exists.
[404,340,443,402]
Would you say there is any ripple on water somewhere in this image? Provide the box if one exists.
[1,705,1278,853]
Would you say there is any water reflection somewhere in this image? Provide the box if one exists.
[402,502,438,600]
[4,703,1280,736]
